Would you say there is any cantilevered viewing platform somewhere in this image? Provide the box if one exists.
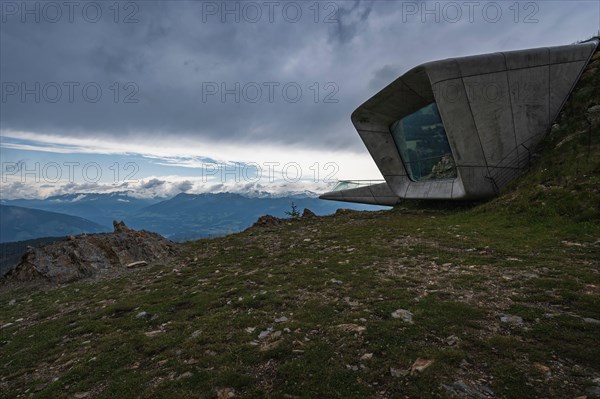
[321,38,600,205]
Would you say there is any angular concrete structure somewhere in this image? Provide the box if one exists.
[321,39,599,205]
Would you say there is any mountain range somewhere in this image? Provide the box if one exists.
[3,192,161,227]
[1,191,386,243]
[0,205,107,243]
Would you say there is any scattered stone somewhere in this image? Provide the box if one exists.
[360,353,373,361]
[260,340,282,352]
[144,330,163,337]
[258,328,273,340]
[177,371,193,380]
[336,324,366,333]
[390,367,408,377]
[245,327,256,333]
[216,388,236,399]
[499,314,523,325]
[272,330,282,339]
[346,364,359,371]
[442,380,493,399]
[391,309,414,323]
[274,316,288,323]
[344,297,360,307]
[330,278,343,285]
[445,335,460,346]
[303,238,312,242]
[136,311,149,319]
[74,392,90,399]
[561,240,584,247]
[302,208,317,218]
[409,358,434,375]
[533,362,551,376]
[8,299,16,306]
[583,317,600,325]
[191,330,202,338]
[126,261,148,269]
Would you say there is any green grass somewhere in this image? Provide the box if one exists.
[1,201,598,398]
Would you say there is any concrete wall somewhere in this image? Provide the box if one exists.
[322,39,598,204]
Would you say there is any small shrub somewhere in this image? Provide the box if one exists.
[284,202,301,218]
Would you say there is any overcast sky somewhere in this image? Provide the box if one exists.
[1,0,599,198]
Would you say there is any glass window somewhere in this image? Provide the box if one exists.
[390,102,457,182]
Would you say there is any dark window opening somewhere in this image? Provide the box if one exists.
[390,102,457,182]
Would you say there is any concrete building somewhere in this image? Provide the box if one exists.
[321,39,599,206]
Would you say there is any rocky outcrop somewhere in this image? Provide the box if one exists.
[253,215,284,227]
[113,220,131,233]
[302,208,317,218]
[253,209,319,227]
[3,221,178,283]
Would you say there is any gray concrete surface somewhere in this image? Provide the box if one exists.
[321,39,599,204]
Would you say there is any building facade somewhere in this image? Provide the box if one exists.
[321,39,599,205]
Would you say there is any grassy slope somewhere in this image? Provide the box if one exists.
[0,53,599,399]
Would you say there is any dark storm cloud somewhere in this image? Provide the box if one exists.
[176,180,193,192]
[1,1,598,153]
[369,64,404,91]
[61,182,102,192]
[141,178,166,189]
[328,0,374,44]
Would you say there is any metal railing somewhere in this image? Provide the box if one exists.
[330,180,387,192]
[485,144,532,193]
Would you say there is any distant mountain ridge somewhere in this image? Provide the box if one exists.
[2,191,162,227]
[1,191,387,243]
[0,205,108,243]
[126,192,384,241]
